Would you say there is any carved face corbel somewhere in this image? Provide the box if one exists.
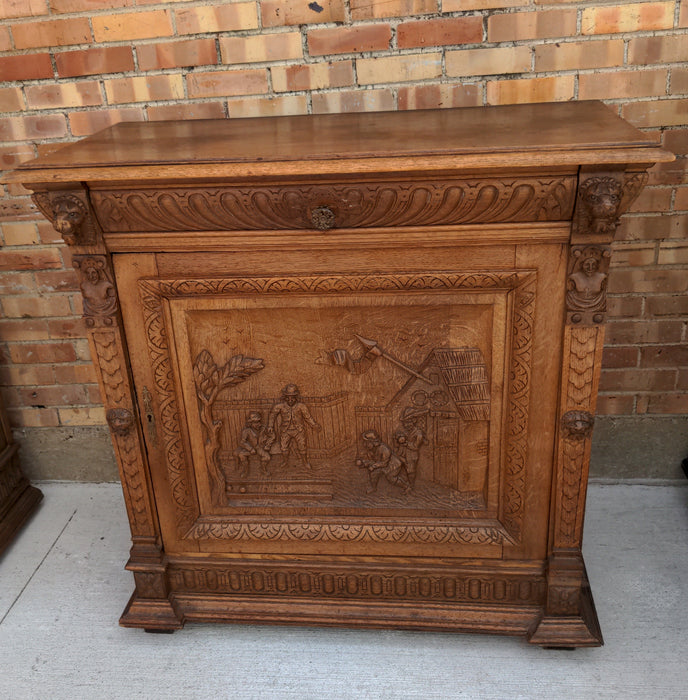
[106,407,135,437]
[31,191,97,246]
[561,410,595,440]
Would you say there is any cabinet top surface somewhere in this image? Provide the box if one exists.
[9,101,671,184]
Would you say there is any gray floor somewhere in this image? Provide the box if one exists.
[0,483,686,699]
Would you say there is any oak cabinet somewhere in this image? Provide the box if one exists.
[7,102,672,646]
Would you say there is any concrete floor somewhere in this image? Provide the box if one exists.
[0,482,686,700]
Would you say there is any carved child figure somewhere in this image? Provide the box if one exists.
[358,429,412,495]
[398,407,428,486]
[75,256,117,321]
[234,411,271,478]
[267,384,321,470]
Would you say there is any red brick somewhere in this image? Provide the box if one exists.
[605,319,683,345]
[58,406,106,426]
[647,159,688,186]
[0,363,54,387]
[55,46,134,78]
[177,3,258,34]
[49,0,131,11]
[628,36,688,65]
[0,114,67,141]
[68,107,145,137]
[0,53,53,81]
[681,0,688,27]
[0,87,25,112]
[596,394,635,415]
[0,145,34,172]
[227,95,309,119]
[272,61,354,92]
[447,47,531,77]
[0,248,62,271]
[262,0,344,27]
[535,40,624,72]
[9,341,77,364]
[488,9,576,41]
[12,17,92,49]
[104,75,184,104]
[186,69,268,99]
[644,393,688,414]
[137,39,217,71]
[579,69,667,100]
[627,186,672,213]
[220,32,303,64]
[53,363,98,385]
[0,271,36,296]
[350,0,436,20]
[1,0,47,19]
[672,67,688,95]
[602,346,639,369]
[675,186,688,211]
[311,89,395,114]
[582,2,674,34]
[617,214,688,241]
[6,407,60,428]
[25,81,102,110]
[445,0,526,8]
[622,98,688,128]
[0,26,11,51]
[645,295,688,317]
[398,83,481,110]
[599,368,676,392]
[15,384,91,408]
[640,345,688,367]
[606,295,644,318]
[1,222,39,246]
[147,102,227,122]
[357,53,442,85]
[608,269,688,294]
[47,318,87,338]
[307,25,391,56]
[0,319,49,342]
[677,370,688,390]
[397,16,482,48]
[35,270,79,293]
[37,220,64,245]
[487,76,575,105]
[2,295,72,319]
[92,10,173,42]
[609,243,656,267]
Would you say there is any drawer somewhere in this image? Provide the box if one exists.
[90,175,577,233]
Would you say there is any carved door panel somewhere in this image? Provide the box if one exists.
[114,243,563,561]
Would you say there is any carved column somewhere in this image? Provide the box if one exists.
[34,186,182,630]
[530,168,648,647]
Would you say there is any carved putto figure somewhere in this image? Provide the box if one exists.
[234,411,271,478]
[266,384,321,470]
[566,249,609,314]
[357,429,412,495]
[578,176,623,235]
[74,256,117,322]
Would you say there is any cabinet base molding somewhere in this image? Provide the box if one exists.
[0,482,43,556]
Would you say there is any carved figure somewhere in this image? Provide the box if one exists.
[397,407,428,486]
[578,177,622,235]
[561,410,595,440]
[566,250,608,314]
[73,256,117,324]
[357,429,412,494]
[266,384,321,470]
[234,411,271,478]
[52,195,86,243]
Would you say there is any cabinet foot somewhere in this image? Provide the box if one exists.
[119,591,184,632]
[528,578,603,648]
[0,483,43,556]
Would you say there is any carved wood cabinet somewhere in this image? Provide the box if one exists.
[7,102,672,646]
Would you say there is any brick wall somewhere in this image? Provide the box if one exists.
[1,0,687,476]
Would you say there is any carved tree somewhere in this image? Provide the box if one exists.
[193,350,265,501]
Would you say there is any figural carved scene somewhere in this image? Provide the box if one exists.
[148,273,530,523]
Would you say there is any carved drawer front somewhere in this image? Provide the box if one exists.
[90,175,576,233]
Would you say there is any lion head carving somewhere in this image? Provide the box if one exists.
[52,195,86,243]
[579,177,623,235]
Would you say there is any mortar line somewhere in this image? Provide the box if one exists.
[0,508,78,627]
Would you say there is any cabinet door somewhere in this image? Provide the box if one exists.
[115,241,565,561]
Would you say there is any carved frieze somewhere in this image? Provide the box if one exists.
[91,176,576,233]
[73,255,118,327]
[31,190,97,245]
[167,562,546,606]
